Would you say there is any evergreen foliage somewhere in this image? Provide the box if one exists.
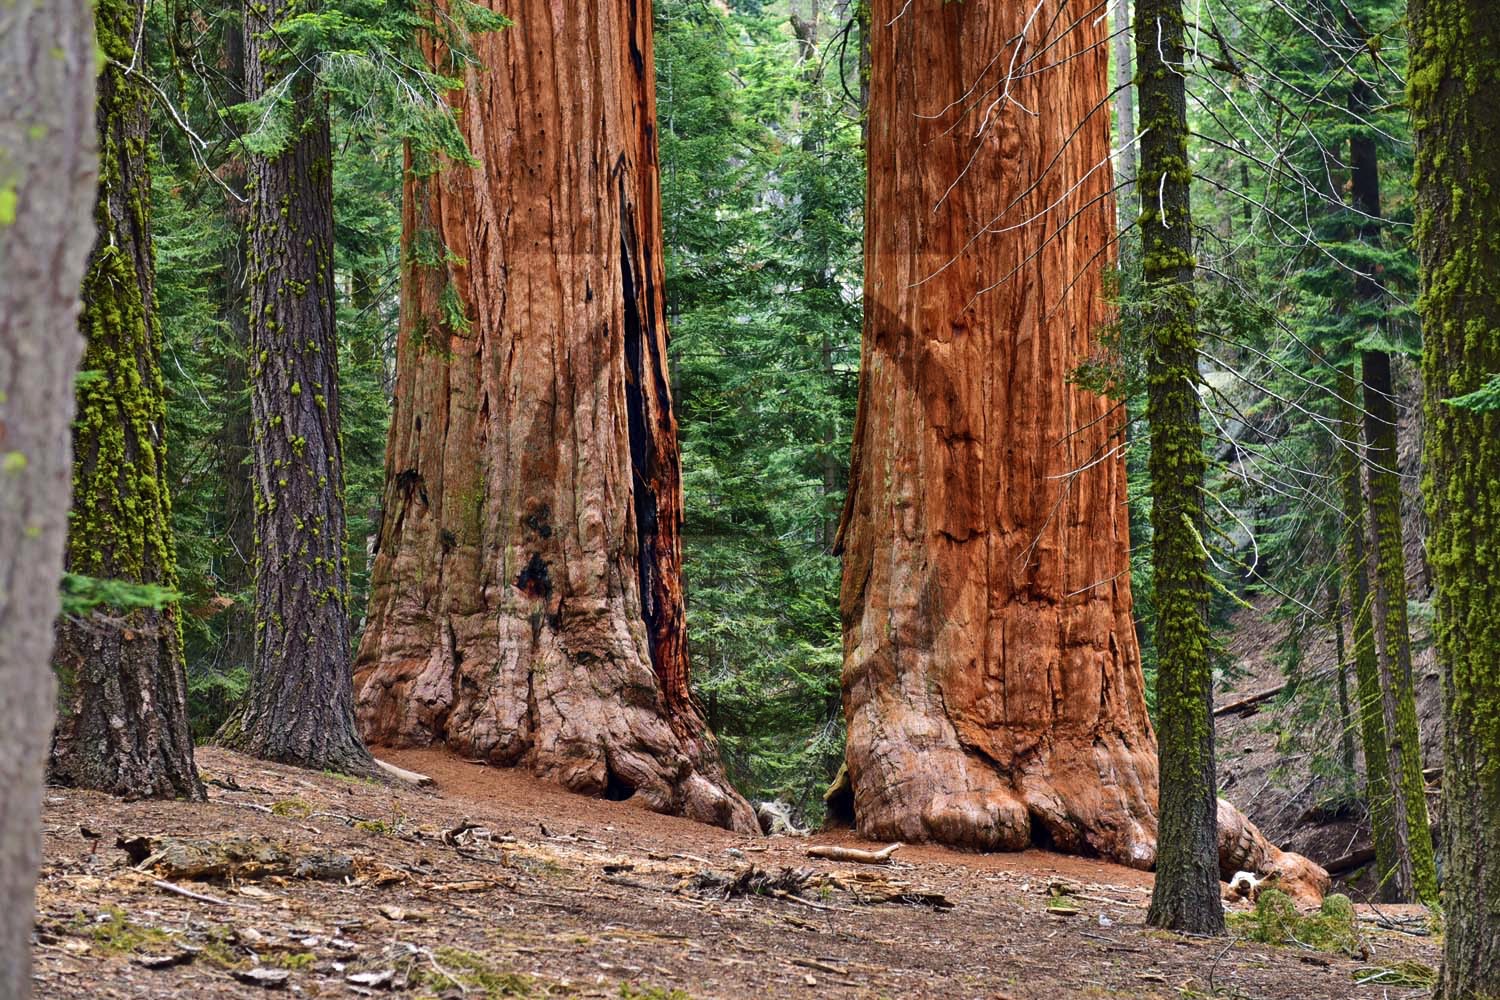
[657,0,862,818]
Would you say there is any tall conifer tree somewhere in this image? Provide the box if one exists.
[1409,0,1500,992]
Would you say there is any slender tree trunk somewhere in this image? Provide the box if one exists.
[1112,0,1137,223]
[1409,1,1500,994]
[1327,580,1358,781]
[353,2,755,833]
[217,18,256,679]
[0,2,98,991]
[221,0,376,776]
[48,0,204,801]
[1136,0,1225,934]
[1349,70,1437,904]
[837,0,1158,865]
[1361,355,1437,899]
[1337,373,1403,897]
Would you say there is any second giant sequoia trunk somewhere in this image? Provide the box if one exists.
[353,3,755,833]
[837,0,1157,864]
[838,1,1328,902]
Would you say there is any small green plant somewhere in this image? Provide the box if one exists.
[414,947,542,998]
[270,798,312,818]
[268,951,317,970]
[1228,890,1363,955]
[80,908,175,954]
[618,983,693,1000]
[1353,960,1439,989]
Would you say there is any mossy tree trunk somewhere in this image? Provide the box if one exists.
[1409,0,1500,994]
[352,2,755,832]
[1327,580,1359,781]
[222,0,376,776]
[837,0,1158,864]
[1348,68,1438,904]
[0,0,99,991]
[48,0,204,801]
[1338,369,1404,899]
[1136,0,1225,935]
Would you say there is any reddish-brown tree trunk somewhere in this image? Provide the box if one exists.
[838,0,1158,865]
[353,2,755,833]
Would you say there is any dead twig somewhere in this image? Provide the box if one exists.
[151,879,246,908]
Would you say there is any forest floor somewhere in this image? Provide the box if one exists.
[32,748,1438,1000]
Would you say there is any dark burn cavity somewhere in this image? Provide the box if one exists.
[515,553,552,599]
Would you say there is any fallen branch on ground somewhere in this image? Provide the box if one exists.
[806,843,901,864]
[374,759,435,786]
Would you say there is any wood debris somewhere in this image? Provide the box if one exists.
[119,835,354,883]
[806,842,901,865]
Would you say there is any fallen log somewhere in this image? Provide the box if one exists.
[806,843,901,865]
[119,835,354,883]
[1214,684,1287,717]
[1218,800,1330,907]
[1323,847,1377,877]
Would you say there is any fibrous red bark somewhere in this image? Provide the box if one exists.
[839,2,1328,904]
[353,2,755,833]
[839,0,1158,867]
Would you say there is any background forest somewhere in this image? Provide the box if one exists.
[146,0,1423,826]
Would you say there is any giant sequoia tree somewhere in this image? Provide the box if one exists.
[48,0,204,802]
[836,0,1158,863]
[1409,0,1500,993]
[353,2,755,833]
[0,0,99,990]
[220,0,376,775]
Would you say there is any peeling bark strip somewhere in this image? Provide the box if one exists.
[353,2,755,833]
[838,0,1158,866]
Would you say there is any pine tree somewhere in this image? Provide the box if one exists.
[1348,38,1436,904]
[1409,0,1500,993]
[48,0,204,802]
[1137,0,1227,934]
[0,0,99,990]
[219,0,376,775]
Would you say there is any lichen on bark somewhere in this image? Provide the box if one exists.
[220,0,376,777]
[1409,0,1500,994]
[1135,0,1225,934]
[48,0,203,802]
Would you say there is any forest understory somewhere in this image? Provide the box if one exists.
[34,744,1436,1000]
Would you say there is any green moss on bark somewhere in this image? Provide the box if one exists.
[1411,0,1500,996]
[1136,0,1225,937]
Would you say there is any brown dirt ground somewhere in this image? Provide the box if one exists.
[33,747,1437,1000]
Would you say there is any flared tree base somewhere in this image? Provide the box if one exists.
[355,603,757,835]
[846,712,1160,868]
